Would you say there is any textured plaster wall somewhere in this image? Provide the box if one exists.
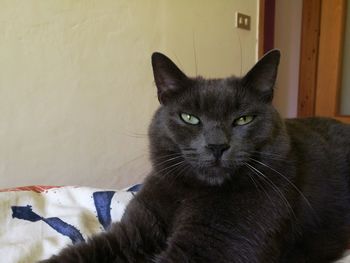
[0,1,258,188]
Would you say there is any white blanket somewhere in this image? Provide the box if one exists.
[0,185,349,263]
[0,185,137,263]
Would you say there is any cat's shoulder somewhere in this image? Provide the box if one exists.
[284,117,349,143]
[285,116,344,129]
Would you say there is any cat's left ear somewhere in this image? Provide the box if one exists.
[151,52,190,105]
[242,49,280,103]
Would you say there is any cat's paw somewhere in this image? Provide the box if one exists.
[37,260,57,263]
[37,256,61,263]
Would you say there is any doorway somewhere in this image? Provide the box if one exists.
[298,0,350,123]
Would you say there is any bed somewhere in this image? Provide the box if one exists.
[0,185,349,263]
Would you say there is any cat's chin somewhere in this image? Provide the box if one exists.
[196,166,233,186]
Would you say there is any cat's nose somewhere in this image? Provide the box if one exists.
[206,144,230,159]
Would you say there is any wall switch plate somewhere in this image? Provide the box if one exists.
[236,12,251,30]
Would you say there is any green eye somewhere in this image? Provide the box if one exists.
[180,113,200,125]
[234,115,255,126]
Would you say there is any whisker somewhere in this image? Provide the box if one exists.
[162,162,190,184]
[172,162,191,182]
[248,157,314,212]
[245,171,261,192]
[249,151,291,161]
[121,131,148,139]
[244,165,274,204]
[155,160,188,175]
[235,29,243,76]
[152,155,197,172]
[116,153,148,171]
[182,147,195,151]
[192,30,198,75]
[245,162,297,221]
[150,151,196,160]
[152,152,182,160]
[152,155,184,168]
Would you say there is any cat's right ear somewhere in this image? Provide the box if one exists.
[151,52,190,105]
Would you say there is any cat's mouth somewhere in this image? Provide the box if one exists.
[197,159,234,173]
[195,163,233,185]
[208,161,228,170]
[203,158,220,167]
[202,158,231,167]
[183,157,237,185]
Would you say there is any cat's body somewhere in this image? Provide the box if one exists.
[41,51,350,263]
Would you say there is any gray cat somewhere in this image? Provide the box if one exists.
[41,50,350,262]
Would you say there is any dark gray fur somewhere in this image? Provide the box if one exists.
[41,50,350,263]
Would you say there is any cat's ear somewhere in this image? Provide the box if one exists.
[151,52,190,104]
[242,49,280,103]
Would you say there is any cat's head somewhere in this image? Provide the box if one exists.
[149,50,284,186]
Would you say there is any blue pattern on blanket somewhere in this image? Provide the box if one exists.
[11,205,85,244]
[10,186,141,244]
[126,184,142,192]
[93,191,115,230]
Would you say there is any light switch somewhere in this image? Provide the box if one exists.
[236,12,251,30]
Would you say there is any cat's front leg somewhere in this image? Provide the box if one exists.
[39,227,130,263]
[39,189,170,263]
[39,222,146,263]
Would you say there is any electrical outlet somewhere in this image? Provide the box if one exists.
[236,12,251,30]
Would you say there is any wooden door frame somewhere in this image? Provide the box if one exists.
[297,0,322,117]
[315,0,348,121]
[298,0,349,122]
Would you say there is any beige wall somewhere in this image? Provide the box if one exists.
[273,0,302,118]
[0,1,258,188]
[163,1,258,77]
